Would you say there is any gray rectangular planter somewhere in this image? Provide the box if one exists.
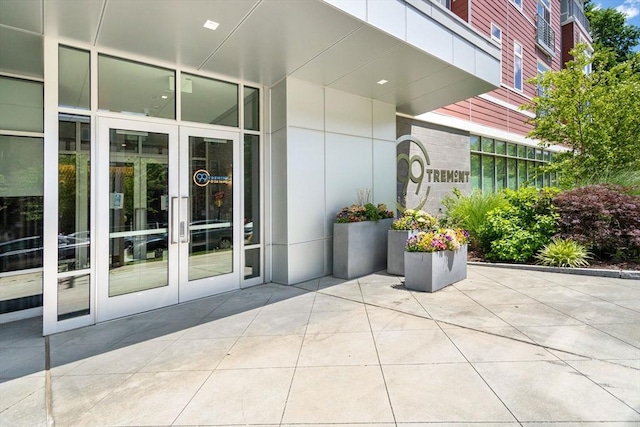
[333,218,393,280]
[387,229,415,276]
[404,245,467,292]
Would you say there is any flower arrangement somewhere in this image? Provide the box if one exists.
[391,209,438,231]
[335,203,394,223]
[406,228,470,252]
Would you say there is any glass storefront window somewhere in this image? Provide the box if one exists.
[182,74,238,127]
[496,157,506,190]
[482,156,495,193]
[495,140,506,155]
[98,55,175,119]
[518,159,527,186]
[482,137,495,153]
[0,77,43,133]
[0,135,44,314]
[507,158,517,190]
[470,135,480,151]
[57,274,90,321]
[507,143,517,157]
[527,147,535,159]
[244,86,260,131]
[58,116,91,273]
[59,46,90,110]
[244,134,260,279]
[470,153,481,190]
[517,145,526,158]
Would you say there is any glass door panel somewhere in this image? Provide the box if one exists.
[179,127,239,302]
[97,118,178,322]
[109,130,169,296]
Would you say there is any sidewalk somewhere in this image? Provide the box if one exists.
[1,265,639,426]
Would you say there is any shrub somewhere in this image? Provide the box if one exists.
[535,238,590,268]
[553,185,640,259]
[481,187,560,263]
[391,209,438,231]
[441,189,508,252]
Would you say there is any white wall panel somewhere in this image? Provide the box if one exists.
[325,88,372,138]
[271,80,287,133]
[373,100,396,142]
[287,78,325,131]
[367,0,406,40]
[322,0,367,22]
[287,240,326,284]
[453,37,475,75]
[406,8,453,63]
[271,244,289,284]
[271,128,288,245]
[325,133,373,236]
[287,127,326,244]
[373,139,397,211]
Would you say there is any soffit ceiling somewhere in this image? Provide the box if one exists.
[0,0,498,116]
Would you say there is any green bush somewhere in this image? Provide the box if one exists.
[481,187,560,263]
[441,189,508,251]
[535,238,591,268]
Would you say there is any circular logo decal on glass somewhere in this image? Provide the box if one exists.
[193,169,211,187]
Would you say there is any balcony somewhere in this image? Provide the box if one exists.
[561,0,591,33]
[536,17,556,57]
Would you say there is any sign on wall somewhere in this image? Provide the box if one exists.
[396,118,471,215]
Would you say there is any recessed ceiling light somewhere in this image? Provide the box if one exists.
[203,20,220,31]
[377,79,388,85]
[161,95,168,99]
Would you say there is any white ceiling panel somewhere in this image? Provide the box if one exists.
[44,0,104,43]
[290,25,401,86]
[96,0,259,68]
[328,44,450,100]
[200,0,362,85]
[398,76,495,114]
[0,0,42,33]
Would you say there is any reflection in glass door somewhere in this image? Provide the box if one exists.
[108,129,169,296]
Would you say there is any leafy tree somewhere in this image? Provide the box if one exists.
[523,44,640,187]
[585,1,640,69]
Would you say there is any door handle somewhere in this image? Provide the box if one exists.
[180,197,189,243]
[171,197,179,244]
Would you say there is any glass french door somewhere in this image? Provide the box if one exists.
[178,126,240,301]
[96,118,239,322]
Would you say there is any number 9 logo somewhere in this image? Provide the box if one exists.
[193,169,210,187]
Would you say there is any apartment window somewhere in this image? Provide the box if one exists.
[538,0,551,24]
[514,42,523,91]
[537,61,549,96]
[580,36,593,74]
[512,0,522,9]
[491,23,502,43]
[469,136,556,193]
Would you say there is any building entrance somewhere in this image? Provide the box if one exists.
[96,118,240,322]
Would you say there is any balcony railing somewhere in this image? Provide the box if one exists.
[561,0,591,33]
[536,17,556,56]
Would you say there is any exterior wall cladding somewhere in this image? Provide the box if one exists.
[434,0,587,139]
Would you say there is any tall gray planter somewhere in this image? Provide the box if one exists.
[333,218,393,280]
[404,245,468,292]
[387,229,415,276]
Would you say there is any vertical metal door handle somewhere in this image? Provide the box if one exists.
[180,197,190,243]
[171,197,179,244]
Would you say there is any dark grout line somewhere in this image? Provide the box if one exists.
[44,335,54,427]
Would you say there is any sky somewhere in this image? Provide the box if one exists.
[594,0,640,27]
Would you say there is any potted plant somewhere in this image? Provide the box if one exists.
[333,201,394,280]
[387,209,438,275]
[404,228,469,292]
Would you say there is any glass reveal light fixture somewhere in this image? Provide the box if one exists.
[377,79,388,85]
[203,20,220,31]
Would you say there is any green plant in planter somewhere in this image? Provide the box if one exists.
[391,209,438,231]
[535,238,591,268]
